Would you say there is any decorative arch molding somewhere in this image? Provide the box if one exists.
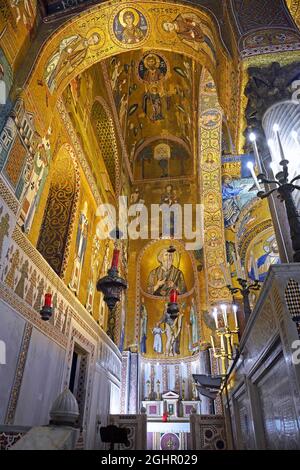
[16,1,229,137]
[37,143,80,278]
[91,97,120,195]
[198,68,230,304]
[134,238,201,354]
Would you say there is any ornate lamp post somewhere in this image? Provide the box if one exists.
[97,230,127,340]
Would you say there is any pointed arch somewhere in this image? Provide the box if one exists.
[37,144,80,277]
[91,98,120,194]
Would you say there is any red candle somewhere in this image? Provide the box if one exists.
[170,289,178,303]
[111,248,120,269]
[44,293,52,307]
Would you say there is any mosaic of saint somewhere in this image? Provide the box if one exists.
[138,53,167,84]
[147,248,187,297]
[139,242,197,358]
[247,233,280,282]
[112,7,148,46]
[162,13,216,62]
[44,32,102,93]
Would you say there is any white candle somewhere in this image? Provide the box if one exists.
[210,335,216,354]
[213,308,219,329]
[221,304,228,327]
[274,126,286,162]
[247,162,261,191]
[241,266,246,281]
[232,305,238,329]
[221,334,226,351]
[249,133,263,173]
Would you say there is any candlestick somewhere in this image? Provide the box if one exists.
[221,304,228,327]
[232,305,238,329]
[274,126,286,162]
[44,293,52,307]
[40,292,53,321]
[213,308,219,329]
[249,133,263,173]
[221,334,226,352]
[170,289,178,303]
[210,335,216,354]
[111,248,120,269]
[247,162,261,191]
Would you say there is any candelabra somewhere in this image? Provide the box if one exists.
[227,278,261,321]
[249,128,300,263]
[220,257,262,321]
[210,305,239,375]
[257,164,300,263]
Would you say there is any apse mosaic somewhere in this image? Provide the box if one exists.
[138,241,199,359]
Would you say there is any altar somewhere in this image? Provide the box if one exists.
[142,391,201,418]
[142,391,201,450]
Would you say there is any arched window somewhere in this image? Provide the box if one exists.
[91,100,119,192]
[37,145,79,276]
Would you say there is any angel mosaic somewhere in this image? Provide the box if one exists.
[162,13,216,60]
[113,7,148,45]
[44,32,100,93]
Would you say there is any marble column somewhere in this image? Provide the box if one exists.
[199,349,213,415]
